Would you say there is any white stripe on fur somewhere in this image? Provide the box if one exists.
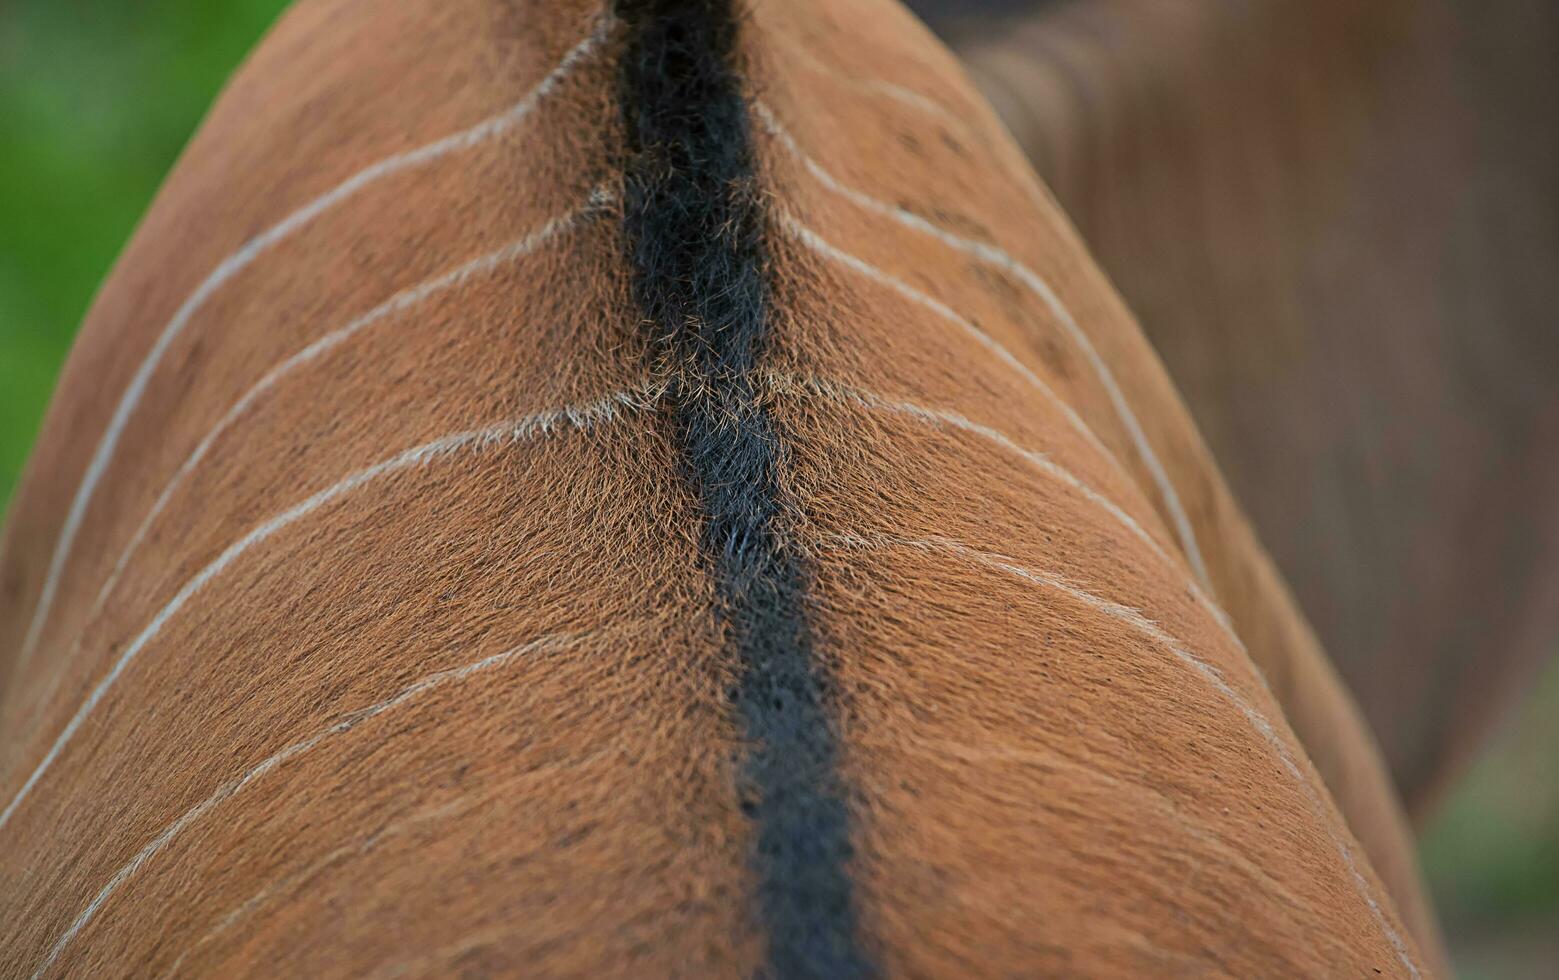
[32,629,602,980]
[756,99,1214,593]
[0,385,654,838]
[767,373,1239,646]
[825,530,1418,979]
[67,191,611,691]
[769,28,966,130]
[12,15,616,676]
[778,213,1125,477]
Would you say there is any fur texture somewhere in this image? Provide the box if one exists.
[0,0,1442,976]
[957,0,1559,818]
[617,0,866,973]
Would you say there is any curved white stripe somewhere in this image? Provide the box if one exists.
[158,753,603,980]
[825,530,1419,979]
[12,14,616,674]
[0,385,654,837]
[768,373,1240,646]
[32,629,601,980]
[770,27,966,130]
[65,192,611,692]
[778,214,1126,479]
[755,100,1215,593]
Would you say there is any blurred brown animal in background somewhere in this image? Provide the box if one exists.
[10,0,1549,975]
[921,0,1559,817]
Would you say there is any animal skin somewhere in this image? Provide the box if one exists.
[0,0,1448,976]
[943,0,1559,816]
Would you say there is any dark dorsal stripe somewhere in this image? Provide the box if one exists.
[616,0,871,975]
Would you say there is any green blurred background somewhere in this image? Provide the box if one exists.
[0,2,1554,976]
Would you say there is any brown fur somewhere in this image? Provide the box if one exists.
[956,0,1559,816]
[1,0,1444,975]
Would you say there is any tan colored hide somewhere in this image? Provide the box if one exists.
[955,0,1559,814]
[1,0,1445,975]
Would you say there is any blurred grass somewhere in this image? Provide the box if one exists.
[1420,658,1559,980]
[0,0,290,502]
[0,2,1555,976]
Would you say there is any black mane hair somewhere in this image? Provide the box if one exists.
[616,1,872,975]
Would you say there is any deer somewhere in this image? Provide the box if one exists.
[1,0,1456,975]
